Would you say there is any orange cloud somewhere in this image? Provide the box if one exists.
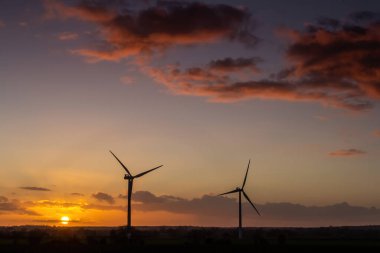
[44,0,257,62]
[145,12,380,111]
[0,196,39,216]
[373,130,380,138]
[329,148,366,157]
[282,13,380,100]
[145,62,371,111]
[44,0,116,22]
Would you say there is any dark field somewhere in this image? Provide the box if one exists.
[1,226,380,253]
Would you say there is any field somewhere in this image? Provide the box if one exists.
[0,226,379,253]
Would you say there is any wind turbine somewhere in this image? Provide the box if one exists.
[219,160,260,239]
[110,150,162,236]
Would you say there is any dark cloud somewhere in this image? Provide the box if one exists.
[147,63,372,111]
[315,17,340,29]
[133,191,236,217]
[146,12,380,111]
[45,1,380,111]
[45,0,257,62]
[282,13,380,105]
[0,196,40,216]
[70,192,84,196]
[19,186,51,191]
[92,192,115,204]
[329,148,367,157]
[208,57,261,73]
[132,191,380,227]
[349,11,380,22]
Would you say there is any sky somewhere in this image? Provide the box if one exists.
[0,0,380,227]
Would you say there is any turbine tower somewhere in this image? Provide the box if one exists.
[110,150,162,236]
[219,160,260,239]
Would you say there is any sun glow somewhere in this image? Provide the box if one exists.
[60,216,70,225]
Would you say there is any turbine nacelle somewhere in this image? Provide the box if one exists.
[124,174,133,180]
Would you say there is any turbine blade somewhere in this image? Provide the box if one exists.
[109,150,132,176]
[218,189,239,196]
[242,190,261,216]
[242,159,251,189]
[133,165,162,178]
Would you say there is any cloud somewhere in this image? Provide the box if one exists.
[373,130,380,138]
[0,20,5,28]
[0,196,40,216]
[329,148,367,157]
[57,31,79,41]
[280,12,380,104]
[29,199,123,211]
[92,192,115,204]
[70,192,84,196]
[133,191,236,217]
[32,218,81,224]
[44,1,380,111]
[208,57,262,73]
[44,0,257,62]
[33,200,82,208]
[19,186,51,191]
[146,12,380,111]
[131,191,380,226]
[146,62,372,111]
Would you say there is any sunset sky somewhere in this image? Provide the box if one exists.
[1,0,380,227]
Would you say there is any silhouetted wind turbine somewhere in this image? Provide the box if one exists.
[110,150,162,236]
[219,160,260,239]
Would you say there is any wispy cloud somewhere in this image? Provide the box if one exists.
[70,192,84,196]
[329,148,367,157]
[92,192,115,204]
[19,186,51,191]
[57,31,79,41]
[28,199,123,211]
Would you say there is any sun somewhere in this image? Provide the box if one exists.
[60,216,70,225]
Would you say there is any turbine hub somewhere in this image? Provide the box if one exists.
[124,174,132,180]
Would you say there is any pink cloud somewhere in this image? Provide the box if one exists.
[373,130,380,138]
[44,0,256,62]
[57,31,79,41]
[329,148,367,157]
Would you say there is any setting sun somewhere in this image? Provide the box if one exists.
[60,216,70,225]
